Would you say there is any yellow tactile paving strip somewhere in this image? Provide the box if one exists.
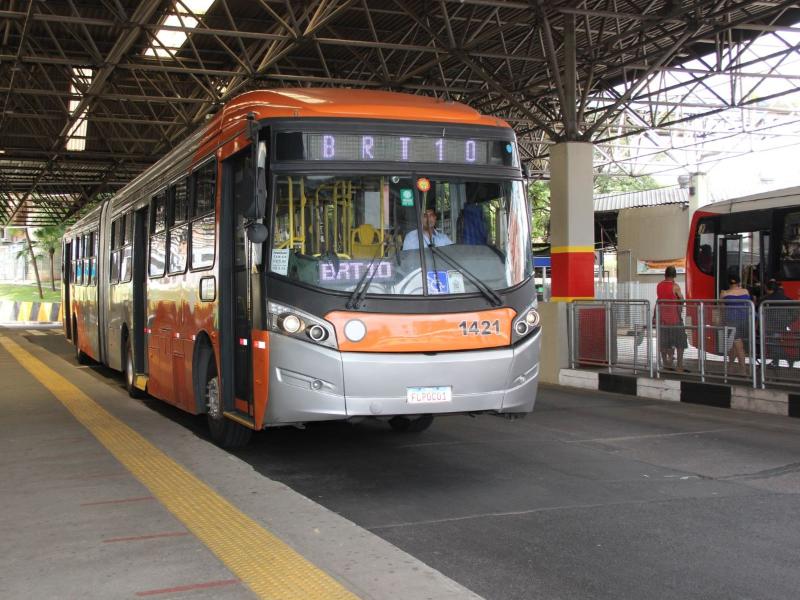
[0,334,359,600]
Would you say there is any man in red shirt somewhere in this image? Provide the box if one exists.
[657,266,688,371]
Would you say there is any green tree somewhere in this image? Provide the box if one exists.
[594,173,659,194]
[528,180,551,243]
[33,224,65,291]
[14,229,44,300]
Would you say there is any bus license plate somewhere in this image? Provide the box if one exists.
[407,386,452,404]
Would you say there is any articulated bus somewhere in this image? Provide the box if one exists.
[62,89,541,447]
[686,186,800,301]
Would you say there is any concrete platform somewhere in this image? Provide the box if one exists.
[6,325,800,599]
[0,325,478,600]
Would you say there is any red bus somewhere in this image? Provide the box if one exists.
[686,187,800,301]
[62,89,541,447]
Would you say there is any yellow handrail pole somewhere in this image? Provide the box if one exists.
[379,177,385,245]
[300,177,307,254]
[287,176,294,250]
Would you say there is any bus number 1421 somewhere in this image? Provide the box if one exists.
[458,320,500,336]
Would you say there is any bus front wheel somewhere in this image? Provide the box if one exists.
[201,352,251,448]
[389,414,434,433]
[73,324,88,365]
[124,340,144,399]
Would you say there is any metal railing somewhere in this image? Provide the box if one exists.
[568,300,652,376]
[759,300,800,388]
[655,299,757,387]
[567,298,800,389]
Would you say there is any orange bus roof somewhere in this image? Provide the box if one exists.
[217,88,512,130]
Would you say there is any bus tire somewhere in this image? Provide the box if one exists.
[73,323,88,365]
[124,340,144,399]
[389,414,434,433]
[200,349,251,448]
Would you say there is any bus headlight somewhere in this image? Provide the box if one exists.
[268,301,337,349]
[343,319,367,343]
[512,304,540,343]
[279,313,303,334]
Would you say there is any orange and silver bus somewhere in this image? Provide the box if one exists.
[62,89,541,447]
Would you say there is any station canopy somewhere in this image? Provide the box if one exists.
[1,0,799,225]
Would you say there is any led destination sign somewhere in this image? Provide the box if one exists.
[319,260,394,282]
[276,132,518,167]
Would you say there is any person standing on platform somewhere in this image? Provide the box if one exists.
[657,266,688,372]
[721,273,752,375]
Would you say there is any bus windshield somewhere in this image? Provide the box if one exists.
[269,174,532,296]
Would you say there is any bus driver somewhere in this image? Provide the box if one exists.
[403,207,453,250]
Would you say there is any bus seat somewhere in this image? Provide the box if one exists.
[351,224,380,258]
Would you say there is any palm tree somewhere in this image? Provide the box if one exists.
[33,225,65,292]
[14,229,44,300]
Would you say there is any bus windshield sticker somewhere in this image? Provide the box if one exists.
[271,249,290,275]
[400,188,414,206]
[427,270,449,294]
[447,271,465,293]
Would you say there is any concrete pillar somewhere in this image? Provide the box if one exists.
[549,141,595,301]
[688,171,707,216]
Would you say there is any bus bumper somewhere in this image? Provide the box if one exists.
[264,328,540,425]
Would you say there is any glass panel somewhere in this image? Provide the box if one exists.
[270,174,423,294]
[420,179,532,294]
[125,211,133,246]
[152,193,167,233]
[110,250,120,284]
[191,214,215,269]
[695,219,715,275]
[780,212,800,280]
[149,230,167,278]
[268,175,532,296]
[111,218,118,250]
[171,179,189,225]
[120,245,132,283]
[89,257,97,286]
[168,223,189,274]
[194,161,216,216]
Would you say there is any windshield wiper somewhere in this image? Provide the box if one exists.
[346,241,387,310]
[427,244,503,307]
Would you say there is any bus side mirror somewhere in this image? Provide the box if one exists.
[246,222,268,244]
[244,140,268,221]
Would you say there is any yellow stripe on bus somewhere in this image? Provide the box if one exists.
[0,335,358,600]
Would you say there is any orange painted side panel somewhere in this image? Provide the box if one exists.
[325,309,516,353]
[251,329,270,429]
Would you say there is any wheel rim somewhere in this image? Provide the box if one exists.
[206,375,221,419]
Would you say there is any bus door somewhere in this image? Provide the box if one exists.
[220,149,254,421]
[132,206,148,375]
[717,234,742,296]
[63,240,72,339]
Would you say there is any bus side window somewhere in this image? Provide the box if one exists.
[779,211,800,280]
[110,216,122,284]
[191,160,216,271]
[72,236,79,284]
[694,219,715,275]
[168,178,189,275]
[149,191,167,278]
[82,233,89,286]
[90,230,98,286]
[120,211,134,283]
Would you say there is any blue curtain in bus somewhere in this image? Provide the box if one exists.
[461,204,486,245]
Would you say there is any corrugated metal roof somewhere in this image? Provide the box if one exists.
[594,186,688,212]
